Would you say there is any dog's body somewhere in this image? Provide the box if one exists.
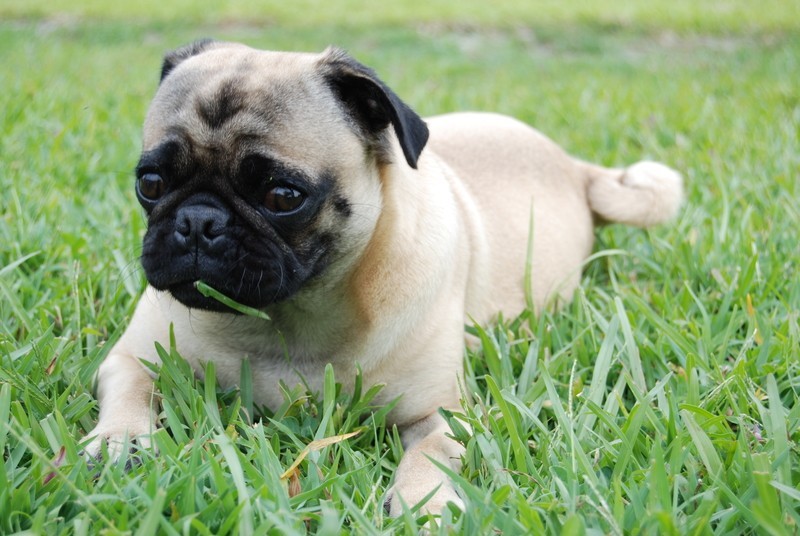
[86,41,682,515]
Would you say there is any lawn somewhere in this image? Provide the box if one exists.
[1,1,799,534]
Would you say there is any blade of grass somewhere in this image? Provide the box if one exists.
[134,488,168,536]
[614,297,646,394]
[194,280,270,320]
[215,432,254,536]
[484,375,529,476]
[750,453,788,536]
[576,315,618,437]
[239,357,254,424]
[765,374,790,486]
[280,430,361,481]
[679,409,722,477]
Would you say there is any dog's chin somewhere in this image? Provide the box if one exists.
[165,281,239,313]
[151,277,278,314]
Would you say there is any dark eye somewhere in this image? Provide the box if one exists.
[264,185,305,213]
[137,173,165,201]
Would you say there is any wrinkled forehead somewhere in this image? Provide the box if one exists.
[142,47,357,170]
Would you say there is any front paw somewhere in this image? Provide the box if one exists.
[388,481,465,517]
[82,421,156,463]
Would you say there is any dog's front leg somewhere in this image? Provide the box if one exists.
[83,351,159,459]
[390,412,465,516]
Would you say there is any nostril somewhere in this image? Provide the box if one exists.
[176,215,191,237]
[201,219,223,240]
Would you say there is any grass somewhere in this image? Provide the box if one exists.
[1,1,799,534]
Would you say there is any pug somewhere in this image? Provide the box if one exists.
[84,39,682,516]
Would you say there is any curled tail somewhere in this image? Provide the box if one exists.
[581,160,683,227]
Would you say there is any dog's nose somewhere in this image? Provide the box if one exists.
[174,204,229,252]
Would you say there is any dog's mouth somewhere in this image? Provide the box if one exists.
[165,281,222,311]
[159,277,272,313]
[142,247,298,312]
[168,280,271,318]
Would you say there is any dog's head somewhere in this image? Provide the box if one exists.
[134,40,428,311]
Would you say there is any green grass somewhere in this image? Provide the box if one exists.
[1,1,799,534]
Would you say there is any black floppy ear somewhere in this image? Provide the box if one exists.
[320,48,429,169]
[160,39,218,82]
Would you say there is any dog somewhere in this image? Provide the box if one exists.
[84,39,682,516]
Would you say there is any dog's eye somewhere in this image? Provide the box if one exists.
[137,173,165,201]
[264,185,305,213]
